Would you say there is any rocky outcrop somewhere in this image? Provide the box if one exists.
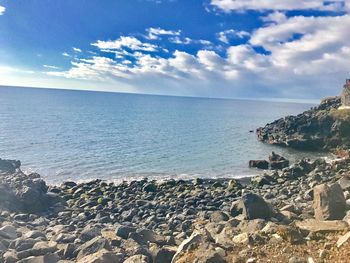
[0,159,64,213]
[256,96,350,151]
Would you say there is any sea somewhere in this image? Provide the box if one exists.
[0,86,327,184]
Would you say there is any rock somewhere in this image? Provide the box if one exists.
[77,249,122,263]
[269,152,289,170]
[231,193,273,220]
[232,233,251,245]
[150,246,176,263]
[313,183,346,220]
[249,160,269,170]
[123,255,148,263]
[0,159,21,173]
[209,211,229,223]
[0,225,18,240]
[338,176,350,191]
[79,227,101,242]
[289,256,306,263]
[115,225,136,239]
[24,231,47,240]
[77,237,111,260]
[17,253,60,263]
[295,219,349,233]
[3,250,18,263]
[143,183,157,192]
[336,231,350,248]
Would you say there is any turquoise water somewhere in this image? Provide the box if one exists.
[0,86,323,184]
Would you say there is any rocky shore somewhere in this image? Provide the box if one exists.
[1,154,350,263]
[256,97,350,151]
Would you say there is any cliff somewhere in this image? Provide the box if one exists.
[256,96,350,151]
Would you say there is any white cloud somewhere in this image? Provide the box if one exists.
[48,12,350,99]
[73,47,82,53]
[210,0,347,12]
[0,6,5,15]
[217,29,250,44]
[146,27,181,40]
[62,52,70,57]
[169,36,213,46]
[43,65,61,70]
[91,36,158,52]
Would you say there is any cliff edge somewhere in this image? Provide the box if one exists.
[256,96,350,151]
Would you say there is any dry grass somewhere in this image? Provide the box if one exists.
[329,108,350,120]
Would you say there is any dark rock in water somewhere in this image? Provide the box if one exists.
[313,183,346,220]
[256,96,350,151]
[269,152,289,170]
[249,160,269,170]
[231,193,274,220]
[0,159,21,174]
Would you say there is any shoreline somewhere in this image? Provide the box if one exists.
[1,155,350,262]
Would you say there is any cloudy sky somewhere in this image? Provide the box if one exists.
[0,0,349,100]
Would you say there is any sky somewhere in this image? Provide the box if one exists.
[0,0,350,100]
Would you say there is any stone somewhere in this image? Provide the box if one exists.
[25,231,47,240]
[295,219,349,233]
[338,176,350,191]
[115,225,136,239]
[231,193,273,220]
[77,249,122,263]
[77,237,111,260]
[336,231,350,248]
[249,160,269,170]
[3,250,19,263]
[269,152,289,170]
[0,225,18,240]
[150,246,176,263]
[209,211,229,223]
[313,183,346,220]
[123,255,148,263]
[143,183,157,192]
[0,159,21,173]
[79,227,101,242]
[17,253,60,263]
[289,257,306,263]
[232,233,251,245]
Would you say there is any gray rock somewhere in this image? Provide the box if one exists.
[209,211,229,223]
[123,255,148,263]
[0,225,18,240]
[150,246,176,263]
[77,237,111,260]
[79,227,101,242]
[115,225,136,239]
[18,253,60,263]
[230,193,273,220]
[77,249,122,263]
[313,183,346,220]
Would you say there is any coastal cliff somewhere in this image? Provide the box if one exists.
[256,96,350,151]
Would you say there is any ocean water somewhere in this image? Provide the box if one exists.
[0,86,325,184]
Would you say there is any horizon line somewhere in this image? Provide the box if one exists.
[0,84,320,105]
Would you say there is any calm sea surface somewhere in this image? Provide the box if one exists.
[0,86,324,184]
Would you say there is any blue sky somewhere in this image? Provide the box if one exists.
[0,0,349,100]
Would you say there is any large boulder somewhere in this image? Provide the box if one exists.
[77,249,122,263]
[230,193,274,220]
[0,159,21,174]
[249,160,269,170]
[313,183,346,220]
[269,152,289,170]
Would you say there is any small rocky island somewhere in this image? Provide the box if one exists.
[1,91,350,262]
[257,80,350,151]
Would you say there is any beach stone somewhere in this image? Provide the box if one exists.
[17,253,60,263]
[150,246,176,263]
[79,227,101,242]
[209,211,229,223]
[338,176,350,191]
[231,193,273,220]
[269,152,289,170]
[25,231,47,240]
[77,249,122,263]
[313,183,346,220]
[0,225,18,240]
[3,250,18,263]
[0,159,20,173]
[288,256,306,263]
[115,225,136,239]
[249,160,269,170]
[77,237,111,260]
[295,219,349,233]
[123,255,148,263]
[336,231,350,248]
